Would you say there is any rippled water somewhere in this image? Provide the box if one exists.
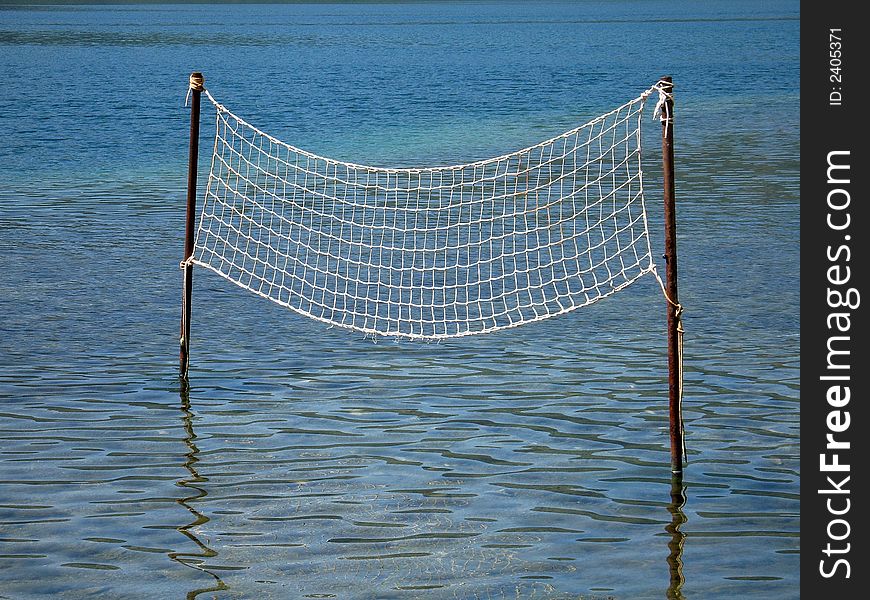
[0,2,799,598]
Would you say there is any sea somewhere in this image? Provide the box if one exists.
[0,2,799,598]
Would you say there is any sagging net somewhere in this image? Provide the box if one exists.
[189,86,664,339]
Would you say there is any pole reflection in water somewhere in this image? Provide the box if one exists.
[666,472,688,600]
[169,386,228,599]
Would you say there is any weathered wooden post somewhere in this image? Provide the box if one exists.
[180,72,204,380]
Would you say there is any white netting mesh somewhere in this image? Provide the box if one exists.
[190,87,661,339]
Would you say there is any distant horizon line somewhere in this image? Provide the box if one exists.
[5,0,537,6]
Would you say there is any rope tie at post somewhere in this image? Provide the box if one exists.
[185,72,205,107]
[652,79,674,139]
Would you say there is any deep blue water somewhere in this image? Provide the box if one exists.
[0,2,799,599]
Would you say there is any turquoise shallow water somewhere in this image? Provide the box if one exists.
[0,2,799,598]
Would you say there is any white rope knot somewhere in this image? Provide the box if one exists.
[651,80,674,139]
[651,80,673,122]
[189,73,205,91]
[184,73,205,107]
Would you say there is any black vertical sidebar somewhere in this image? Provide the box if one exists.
[802,3,867,597]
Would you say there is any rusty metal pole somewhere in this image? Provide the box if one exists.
[659,76,684,474]
[180,72,204,380]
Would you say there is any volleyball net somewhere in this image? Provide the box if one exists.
[184,83,674,340]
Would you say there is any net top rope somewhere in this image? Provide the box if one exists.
[187,82,674,340]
